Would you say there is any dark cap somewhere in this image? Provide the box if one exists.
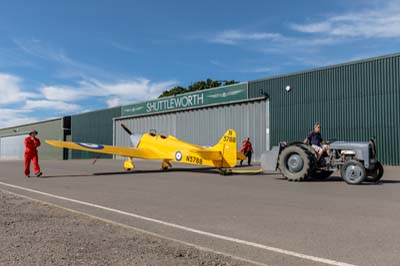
[29,129,38,135]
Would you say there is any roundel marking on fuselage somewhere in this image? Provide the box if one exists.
[76,142,105,150]
[175,151,182,161]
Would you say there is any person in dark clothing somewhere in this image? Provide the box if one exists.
[24,130,42,178]
[240,137,253,166]
[303,122,328,160]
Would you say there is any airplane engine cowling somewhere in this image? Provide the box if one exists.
[130,134,143,148]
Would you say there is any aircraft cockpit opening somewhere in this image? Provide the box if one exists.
[149,129,156,136]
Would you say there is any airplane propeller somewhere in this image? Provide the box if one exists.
[121,123,133,135]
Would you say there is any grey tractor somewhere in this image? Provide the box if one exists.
[261,138,384,184]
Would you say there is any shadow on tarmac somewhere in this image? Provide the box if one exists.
[39,167,219,178]
[39,166,269,179]
[93,167,219,175]
[274,176,400,185]
[39,174,95,178]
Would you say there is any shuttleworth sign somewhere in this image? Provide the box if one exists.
[121,83,248,116]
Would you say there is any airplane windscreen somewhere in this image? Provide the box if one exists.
[129,134,142,148]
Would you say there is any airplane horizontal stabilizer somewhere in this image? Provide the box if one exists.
[191,150,222,161]
[237,152,246,161]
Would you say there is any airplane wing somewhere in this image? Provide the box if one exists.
[46,140,146,158]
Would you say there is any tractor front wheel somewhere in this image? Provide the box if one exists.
[341,160,366,185]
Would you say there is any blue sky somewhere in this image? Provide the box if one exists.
[1,0,399,127]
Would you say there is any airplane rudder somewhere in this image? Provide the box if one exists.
[219,129,237,167]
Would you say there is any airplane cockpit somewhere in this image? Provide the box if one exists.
[148,129,167,139]
[149,129,156,136]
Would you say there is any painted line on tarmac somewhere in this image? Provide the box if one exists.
[0,181,358,266]
[1,189,267,266]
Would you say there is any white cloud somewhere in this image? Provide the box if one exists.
[0,73,36,104]
[209,28,340,54]
[99,78,177,106]
[206,1,400,60]
[291,22,331,34]
[109,41,139,54]
[210,58,277,74]
[13,39,114,80]
[40,78,177,107]
[211,30,283,45]
[24,100,80,112]
[106,98,121,107]
[242,67,272,73]
[0,72,82,127]
[0,108,38,128]
[41,85,89,102]
[291,1,400,39]
[1,41,178,127]
[0,70,176,126]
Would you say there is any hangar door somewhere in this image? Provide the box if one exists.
[114,99,269,161]
[0,134,26,160]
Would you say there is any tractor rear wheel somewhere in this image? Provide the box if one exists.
[341,160,366,184]
[278,145,313,181]
[365,161,384,182]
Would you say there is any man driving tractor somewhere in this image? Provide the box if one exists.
[304,122,329,160]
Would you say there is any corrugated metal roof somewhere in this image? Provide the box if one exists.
[250,52,400,83]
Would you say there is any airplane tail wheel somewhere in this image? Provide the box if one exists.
[219,169,233,176]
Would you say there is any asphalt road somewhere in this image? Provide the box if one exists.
[1,159,400,266]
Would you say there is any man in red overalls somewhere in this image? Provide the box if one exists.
[24,130,42,178]
[240,137,253,167]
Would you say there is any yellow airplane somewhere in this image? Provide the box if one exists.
[46,124,246,171]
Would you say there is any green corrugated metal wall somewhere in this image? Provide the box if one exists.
[0,119,65,160]
[71,107,121,159]
[249,53,400,165]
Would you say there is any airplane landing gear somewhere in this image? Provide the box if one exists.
[124,158,135,171]
[161,160,172,171]
[218,169,233,175]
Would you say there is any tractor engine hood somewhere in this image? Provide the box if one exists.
[329,141,369,150]
[330,141,374,169]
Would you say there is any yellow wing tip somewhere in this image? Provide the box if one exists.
[46,140,66,148]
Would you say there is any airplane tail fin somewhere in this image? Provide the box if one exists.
[212,129,237,168]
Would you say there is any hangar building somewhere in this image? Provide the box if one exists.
[114,82,269,161]
[0,117,70,160]
[0,53,399,164]
[114,53,400,164]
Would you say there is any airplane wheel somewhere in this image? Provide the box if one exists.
[126,168,132,171]
[219,169,232,176]
[162,167,169,171]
